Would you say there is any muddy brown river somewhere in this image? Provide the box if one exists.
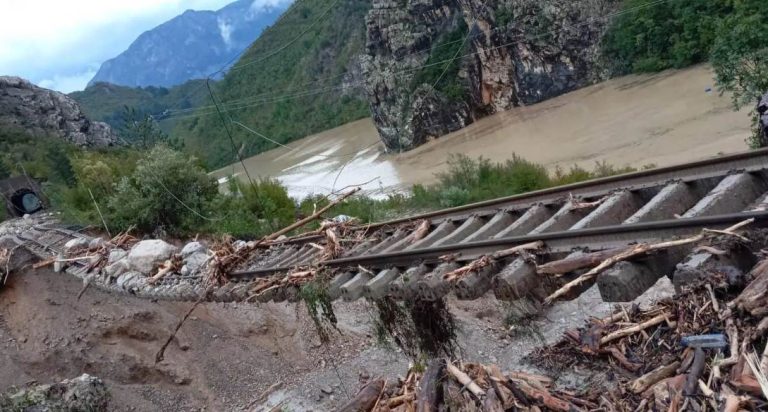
[212,65,751,198]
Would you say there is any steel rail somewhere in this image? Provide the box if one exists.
[230,210,768,280]
[265,148,768,248]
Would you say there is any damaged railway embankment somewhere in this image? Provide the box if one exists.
[4,150,768,410]
[339,250,768,411]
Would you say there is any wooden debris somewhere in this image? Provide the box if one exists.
[342,360,585,412]
[410,220,430,244]
[445,360,484,399]
[537,246,632,275]
[545,218,754,304]
[337,379,385,412]
[416,359,443,412]
[629,361,680,394]
[331,228,768,412]
[732,258,768,316]
[208,187,361,286]
[443,241,543,282]
[600,312,673,345]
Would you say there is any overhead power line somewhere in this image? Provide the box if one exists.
[150,0,342,119]
[157,0,671,123]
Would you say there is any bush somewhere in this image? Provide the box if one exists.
[410,154,552,207]
[210,178,297,238]
[106,146,218,235]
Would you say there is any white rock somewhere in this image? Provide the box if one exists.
[233,240,247,250]
[105,260,129,279]
[634,277,676,310]
[89,238,105,250]
[107,249,128,265]
[182,252,209,276]
[181,241,206,258]
[22,214,30,220]
[64,238,90,253]
[126,240,178,274]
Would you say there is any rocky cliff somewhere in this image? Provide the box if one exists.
[89,0,288,88]
[0,76,118,147]
[363,0,618,151]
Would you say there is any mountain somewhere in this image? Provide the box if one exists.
[79,0,733,171]
[0,76,117,147]
[171,0,372,168]
[88,0,290,88]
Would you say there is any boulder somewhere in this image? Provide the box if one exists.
[126,240,178,274]
[181,241,206,258]
[64,237,90,253]
[107,248,128,264]
[116,272,141,291]
[105,260,129,279]
[0,374,110,411]
[89,238,106,250]
[181,252,209,276]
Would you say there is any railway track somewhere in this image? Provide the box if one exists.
[230,148,768,303]
[4,149,768,305]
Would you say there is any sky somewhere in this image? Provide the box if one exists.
[0,0,286,93]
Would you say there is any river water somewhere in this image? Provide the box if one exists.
[212,65,752,199]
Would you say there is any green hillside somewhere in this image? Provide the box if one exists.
[173,0,371,169]
[69,80,209,132]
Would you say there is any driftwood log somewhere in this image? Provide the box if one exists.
[537,247,632,275]
[732,259,768,316]
[629,361,680,394]
[336,379,385,412]
[416,359,444,412]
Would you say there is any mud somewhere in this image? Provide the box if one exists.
[214,65,751,198]
[0,265,679,411]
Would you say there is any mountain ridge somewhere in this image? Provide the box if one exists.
[88,0,290,88]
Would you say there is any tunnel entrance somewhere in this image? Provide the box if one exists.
[0,176,46,218]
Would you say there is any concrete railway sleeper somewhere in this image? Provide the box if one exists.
[3,150,768,307]
[10,210,768,307]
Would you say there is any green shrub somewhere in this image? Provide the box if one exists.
[410,154,552,207]
[105,146,218,235]
[204,177,319,239]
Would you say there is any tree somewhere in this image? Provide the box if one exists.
[106,146,218,235]
[710,0,768,148]
[45,146,76,187]
[119,106,183,150]
[711,0,768,110]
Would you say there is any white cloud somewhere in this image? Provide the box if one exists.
[38,69,99,94]
[0,0,234,92]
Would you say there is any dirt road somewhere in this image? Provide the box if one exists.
[214,65,751,198]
